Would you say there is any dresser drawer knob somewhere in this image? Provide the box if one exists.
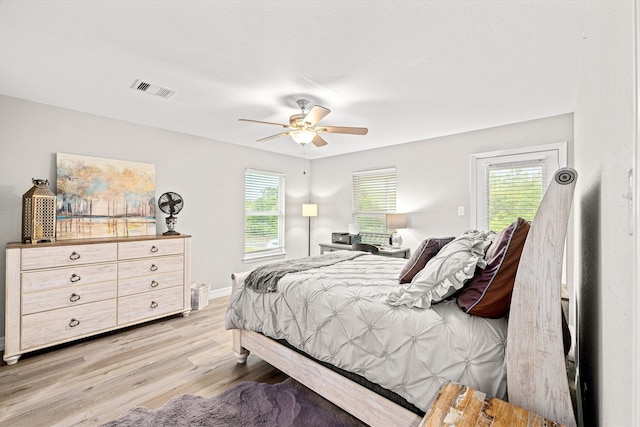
[69,318,80,327]
[150,245,159,253]
[69,293,81,302]
[150,264,158,272]
[70,273,81,283]
[150,280,159,288]
[69,251,81,261]
[150,301,158,309]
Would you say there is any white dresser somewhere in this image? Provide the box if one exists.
[4,234,191,364]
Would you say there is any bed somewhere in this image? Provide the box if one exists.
[225,167,578,427]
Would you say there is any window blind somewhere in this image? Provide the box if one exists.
[486,160,546,231]
[244,169,285,257]
[352,168,397,233]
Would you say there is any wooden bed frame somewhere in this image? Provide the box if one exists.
[230,167,578,427]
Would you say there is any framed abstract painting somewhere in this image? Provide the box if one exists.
[56,153,156,239]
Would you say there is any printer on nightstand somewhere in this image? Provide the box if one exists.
[331,232,361,245]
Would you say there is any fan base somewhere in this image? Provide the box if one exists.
[162,230,180,236]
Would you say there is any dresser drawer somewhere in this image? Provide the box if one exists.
[118,270,184,297]
[117,286,184,325]
[22,281,117,315]
[21,243,117,270]
[22,263,117,293]
[118,255,184,279]
[21,299,116,350]
[118,238,184,260]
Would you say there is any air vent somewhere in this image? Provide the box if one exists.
[130,79,175,99]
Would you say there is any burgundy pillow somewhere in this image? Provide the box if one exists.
[398,237,454,284]
[456,218,530,318]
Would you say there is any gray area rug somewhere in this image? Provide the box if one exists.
[101,378,367,426]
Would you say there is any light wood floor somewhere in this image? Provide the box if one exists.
[0,296,286,427]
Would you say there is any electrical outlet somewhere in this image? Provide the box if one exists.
[457,206,465,216]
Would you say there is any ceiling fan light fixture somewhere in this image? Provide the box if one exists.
[290,130,315,145]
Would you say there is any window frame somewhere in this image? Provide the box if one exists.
[243,168,286,261]
[470,142,567,230]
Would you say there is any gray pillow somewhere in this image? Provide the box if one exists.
[386,230,494,308]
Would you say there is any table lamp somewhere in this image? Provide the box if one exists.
[386,213,406,249]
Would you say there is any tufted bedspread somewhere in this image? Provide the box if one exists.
[225,253,508,412]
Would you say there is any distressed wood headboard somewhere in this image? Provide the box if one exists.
[506,167,578,427]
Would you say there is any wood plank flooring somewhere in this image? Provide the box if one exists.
[0,296,286,427]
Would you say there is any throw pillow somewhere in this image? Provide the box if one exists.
[386,230,494,309]
[456,217,531,318]
[398,237,454,284]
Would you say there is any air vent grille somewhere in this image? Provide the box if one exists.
[131,79,175,99]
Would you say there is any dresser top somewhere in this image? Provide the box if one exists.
[7,234,191,249]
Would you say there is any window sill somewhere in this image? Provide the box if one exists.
[243,251,286,264]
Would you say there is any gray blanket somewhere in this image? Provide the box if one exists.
[226,254,508,412]
[245,251,365,293]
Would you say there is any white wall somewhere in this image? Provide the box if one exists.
[573,1,637,426]
[310,114,574,255]
[0,95,312,342]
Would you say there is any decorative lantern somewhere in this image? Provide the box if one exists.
[22,178,56,244]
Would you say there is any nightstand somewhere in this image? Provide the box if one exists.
[318,242,410,259]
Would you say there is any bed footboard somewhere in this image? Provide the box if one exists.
[236,329,422,427]
[230,272,250,364]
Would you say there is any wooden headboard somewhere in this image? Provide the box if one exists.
[506,167,578,427]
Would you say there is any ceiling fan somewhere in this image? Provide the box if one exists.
[238,99,368,147]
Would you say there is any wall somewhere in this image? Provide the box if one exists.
[310,114,574,255]
[573,1,637,426]
[0,95,312,343]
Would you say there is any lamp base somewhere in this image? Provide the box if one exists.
[391,232,403,249]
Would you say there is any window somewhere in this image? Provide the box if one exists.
[472,143,566,231]
[244,169,285,259]
[352,167,397,233]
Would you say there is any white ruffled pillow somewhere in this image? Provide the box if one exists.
[386,230,494,308]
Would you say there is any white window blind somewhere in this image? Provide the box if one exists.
[486,160,546,231]
[244,169,285,258]
[352,167,397,233]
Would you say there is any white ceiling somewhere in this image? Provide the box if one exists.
[0,0,587,159]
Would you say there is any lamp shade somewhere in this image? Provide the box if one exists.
[386,213,406,230]
[302,203,318,217]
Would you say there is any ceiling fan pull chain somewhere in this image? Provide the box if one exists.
[302,146,307,175]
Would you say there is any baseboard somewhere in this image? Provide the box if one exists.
[209,286,232,299]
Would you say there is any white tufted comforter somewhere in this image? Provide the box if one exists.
[225,253,508,412]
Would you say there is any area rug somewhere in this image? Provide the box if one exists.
[101,378,367,426]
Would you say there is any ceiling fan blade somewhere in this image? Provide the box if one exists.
[303,106,331,126]
[257,131,291,142]
[311,134,328,147]
[318,126,368,135]
[239,118,289,127]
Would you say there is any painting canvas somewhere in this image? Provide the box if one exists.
[56,153,156,239]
